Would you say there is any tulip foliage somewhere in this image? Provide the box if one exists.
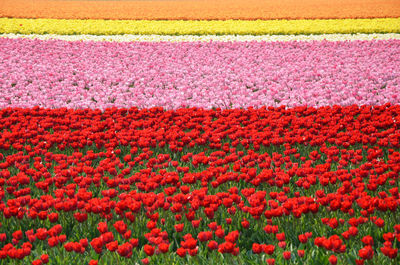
[0,105,398,264]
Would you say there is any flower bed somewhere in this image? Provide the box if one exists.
[1,38,399,110]
[1,0,399,20]
[2,33,400,42]
[1,0,400,264]
[1,18,400,36]
[0,105,399,264]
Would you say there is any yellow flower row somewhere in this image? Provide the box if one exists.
[1,18,399,35]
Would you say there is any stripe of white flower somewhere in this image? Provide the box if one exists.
[1,33,400,42]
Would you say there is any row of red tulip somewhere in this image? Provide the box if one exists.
[0,105,399,264]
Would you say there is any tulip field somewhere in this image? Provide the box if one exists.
[0,1,400,265]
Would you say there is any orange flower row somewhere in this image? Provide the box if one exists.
[1,0,400,20]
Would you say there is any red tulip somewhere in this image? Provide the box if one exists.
[329,255,338,265]
[266,258,275,265]
[283,251,291,260]
[143,244,155,256]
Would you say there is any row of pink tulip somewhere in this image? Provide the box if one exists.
[1,38,399,109]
